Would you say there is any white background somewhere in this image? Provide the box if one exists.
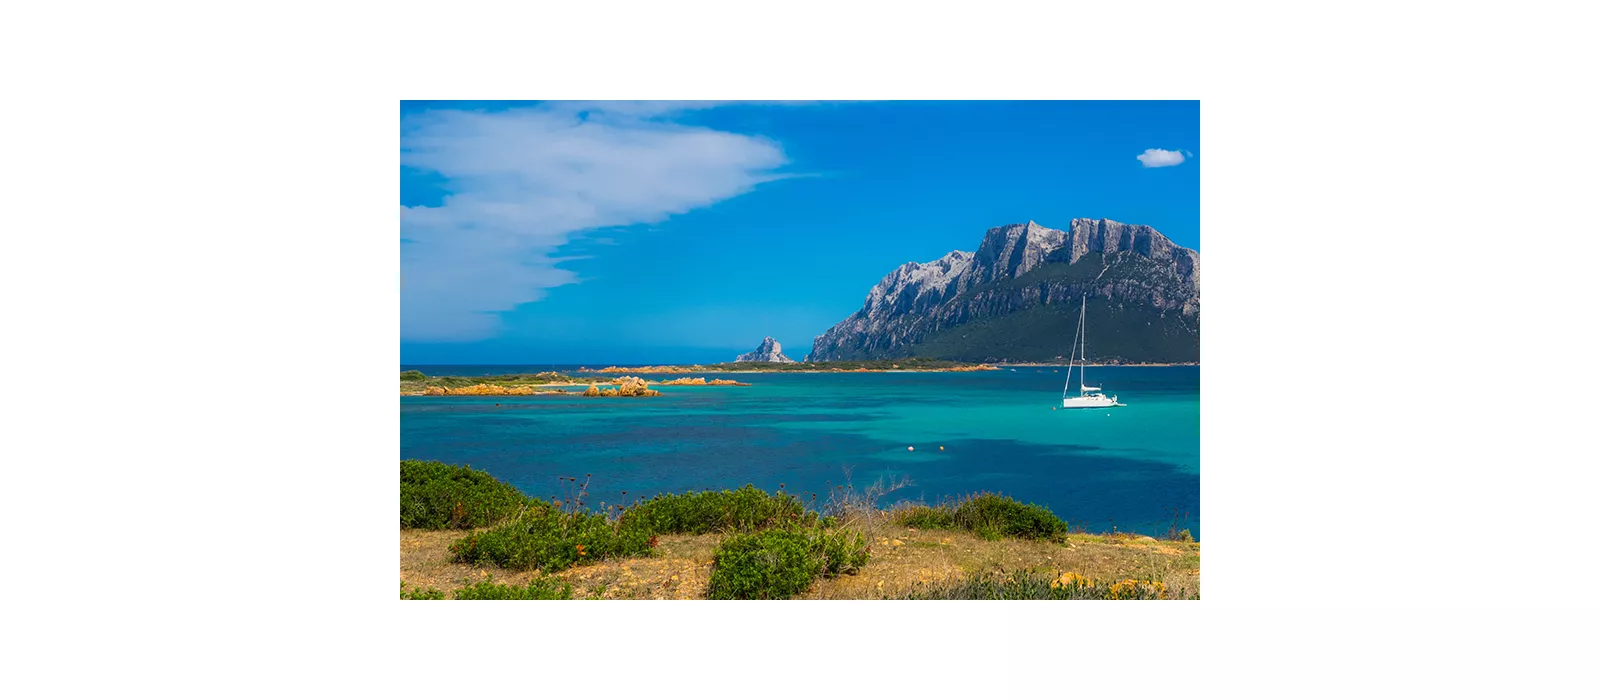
[3,1,1596,697]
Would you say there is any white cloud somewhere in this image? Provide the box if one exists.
[401,105,788,341]
[1136,148,1187,168]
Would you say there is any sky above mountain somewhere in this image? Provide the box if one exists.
[401,101,1199,364]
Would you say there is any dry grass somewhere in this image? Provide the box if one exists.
[401,528,722,600]
[806,527,1198,599]
[402,525,1199,600]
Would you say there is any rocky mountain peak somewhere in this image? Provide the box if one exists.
[807,218,1200,363]
[734,336,796,363]
[970,221,1069,285]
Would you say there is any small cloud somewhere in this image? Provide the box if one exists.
[1136,148,1187,168]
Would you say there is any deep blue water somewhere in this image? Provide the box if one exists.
[401,365,1199,538]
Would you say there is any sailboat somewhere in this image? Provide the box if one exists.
[1061,295,1124,409]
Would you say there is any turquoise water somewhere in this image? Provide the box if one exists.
[400,365,1199,538]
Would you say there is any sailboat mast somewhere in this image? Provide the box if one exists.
[1078,295,1087,395]
[1062,310,1075,400]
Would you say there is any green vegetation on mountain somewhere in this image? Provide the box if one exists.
[902,252,1196,363]
[908,298,1199,363]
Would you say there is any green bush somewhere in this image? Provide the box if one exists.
[400,460,532,529]
[812,528,870,576]
[400,582,446,600]
[886,494,1067,540]
[952,493,1067,540]
[452,577,573,600]
[400,369,427,381]
[706,527,871,599]
[622,485,816,534]
[898,570,1174,600]
[890,504,958,530]
[449,508,655,572]
[707,529,822,600]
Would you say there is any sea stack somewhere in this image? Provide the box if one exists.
[735,337,796,363]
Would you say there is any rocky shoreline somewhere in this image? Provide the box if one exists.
[404,376,663,397]
[590,363,998,374]
[996,361,1199,367]
[401,375,763,397]
[658,377,751,386]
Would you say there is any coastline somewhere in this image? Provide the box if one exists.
[995,362,1198,368]
[586,364,999,374]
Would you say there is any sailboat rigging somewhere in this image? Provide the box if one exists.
[1061,294,1124,409]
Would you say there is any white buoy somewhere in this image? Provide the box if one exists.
[907,446,914,451]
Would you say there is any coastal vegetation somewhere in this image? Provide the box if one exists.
[401,370,601,396]
[400,460,532,529]
[706,527,870,599]
[890,493,1069,540]
[590,358,998,374]
[399,462,1199,600]
[896,570,1168,600]
[450,506,658,572]
[401,370,668,397]
[399,361,1001,396]
[450,576,574,600]
[401,577,574,600]
[621,485,824,534]
[401,369,591,388]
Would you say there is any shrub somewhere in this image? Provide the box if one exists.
[885,494,1068,540]
[452,577,573,600]
[812,528,870,576]
[622,485,816,534]
[952,493,1067,540]
[707,529,822,600]
[449,508,655,572]
[706,527,872,599]
[400,370,427,381]
[400,582,445,600]
[898,570,1173,600]
[400,460,532,529]
[890,504,958,530]
[1169,529,1195,543]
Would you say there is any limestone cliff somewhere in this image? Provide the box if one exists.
[806,219,1200,363]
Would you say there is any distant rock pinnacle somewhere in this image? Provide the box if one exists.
[735,337,796,363]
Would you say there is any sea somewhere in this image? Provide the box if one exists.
[400,365,1199,539]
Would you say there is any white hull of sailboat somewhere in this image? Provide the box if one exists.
[1062,394,1122,409]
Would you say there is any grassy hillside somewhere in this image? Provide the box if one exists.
[398,463,1199,600]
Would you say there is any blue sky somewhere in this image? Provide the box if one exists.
[401,101,1199,364]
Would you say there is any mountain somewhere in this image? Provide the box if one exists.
[734,337,797,363]
[805,219,1200,363]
